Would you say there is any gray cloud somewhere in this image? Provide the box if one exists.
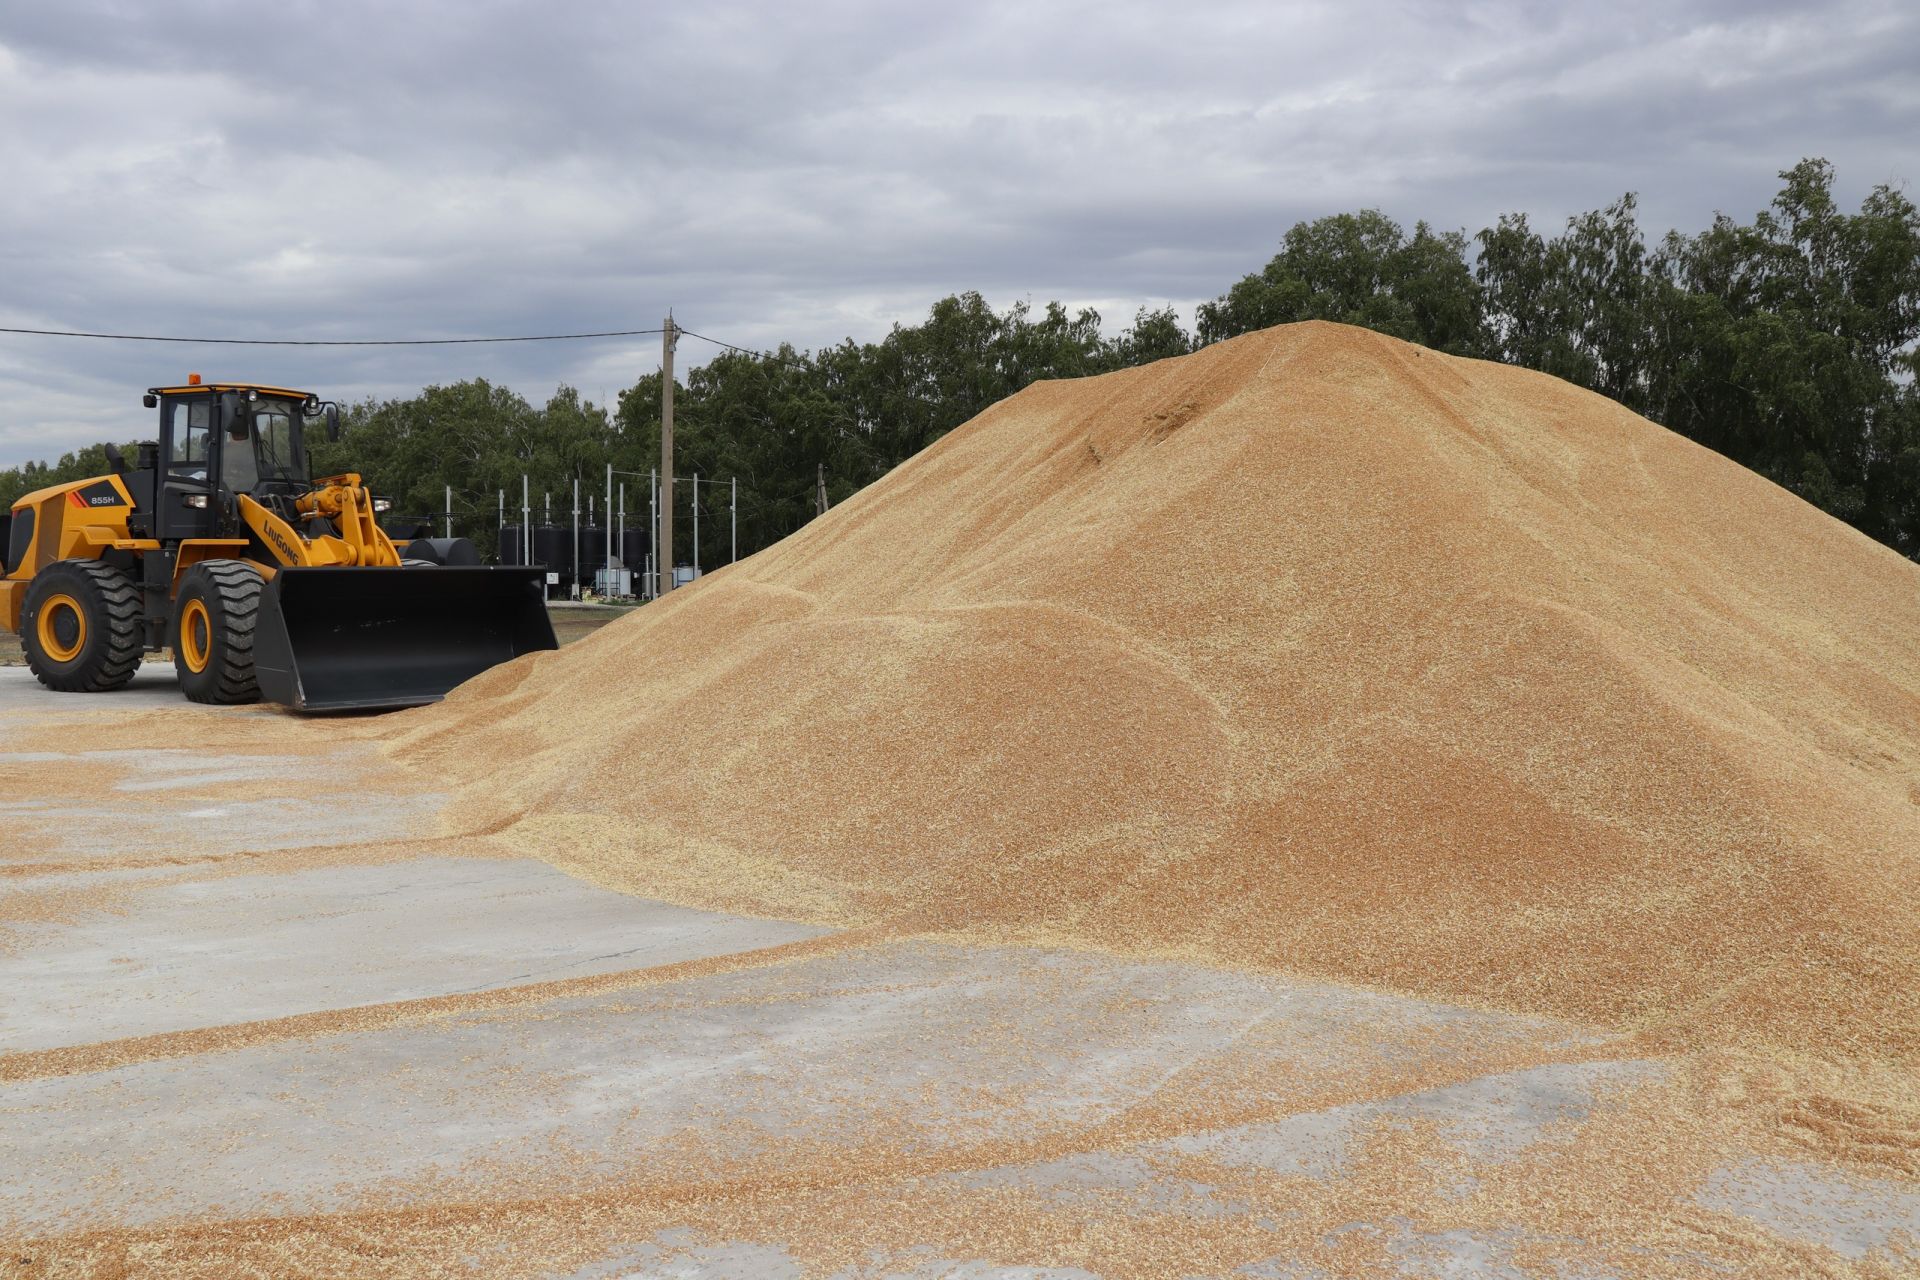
[0,0,1914,465]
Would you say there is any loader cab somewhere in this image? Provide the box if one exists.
[146,381,338,541]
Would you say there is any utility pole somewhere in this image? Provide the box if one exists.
[659,313,678,596]
[816,462,828,516]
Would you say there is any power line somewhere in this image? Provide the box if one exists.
[674,326,892,447]
[0,325,667,347]
[676,327,815,371]
[675,325,945,428]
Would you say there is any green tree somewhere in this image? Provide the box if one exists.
[313,379,614,560]
[1198,211,1485,354]
[1645,160,1920,548]
[1103,305,1193,367]
[1478,195,1650,404]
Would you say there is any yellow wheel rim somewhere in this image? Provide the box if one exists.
[180,598,212,674]
[37,593,87,663]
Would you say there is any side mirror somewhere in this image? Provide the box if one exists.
[325,404,340,442]
[223,394,251,441]
[142,394,158,409]
[218,391,250,439]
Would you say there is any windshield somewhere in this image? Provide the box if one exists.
[249,398,309,485]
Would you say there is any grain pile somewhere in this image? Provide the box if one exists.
[396,320,1920,1064]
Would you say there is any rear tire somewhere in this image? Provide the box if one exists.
[172,560,263,705]
[22,560,144,692]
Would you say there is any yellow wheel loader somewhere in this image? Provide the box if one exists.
[0,378,555,711]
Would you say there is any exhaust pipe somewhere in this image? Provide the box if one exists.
[253,566,557,712]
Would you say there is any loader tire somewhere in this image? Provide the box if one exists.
[172,560,263,705]
[22,560,144,693]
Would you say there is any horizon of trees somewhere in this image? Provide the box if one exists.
[5,158,1916,566]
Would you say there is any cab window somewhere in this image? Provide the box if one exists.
[168,401,211,469]
[256,406,298,477]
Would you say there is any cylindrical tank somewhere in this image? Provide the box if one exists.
[674,565,701,588]
[498,524,525,566]
[533,525,570,577]
[382,515,432,541]
[578,526,607,584]
[621,528,650,571]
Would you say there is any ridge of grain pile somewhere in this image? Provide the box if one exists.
[395,320,1920,1063]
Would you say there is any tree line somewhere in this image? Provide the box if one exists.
[5,158,1916,566]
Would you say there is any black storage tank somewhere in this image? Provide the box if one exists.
[621,528,651,573]
[382,515,432,541]
[497,524,526,566]
[578,527,607,587]
[533,525,570,579]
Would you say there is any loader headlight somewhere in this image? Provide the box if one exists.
[372,498,392,512]
[182,493,208,509]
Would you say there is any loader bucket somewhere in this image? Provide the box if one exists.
[253,566,556,712]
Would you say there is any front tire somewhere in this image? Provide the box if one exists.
[22,560,144,692]
[173,560,263,704]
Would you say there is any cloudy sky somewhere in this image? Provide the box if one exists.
[1,0,1914,467]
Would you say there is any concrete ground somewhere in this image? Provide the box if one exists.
[0,670,1914,1277]
[0,660,194,703]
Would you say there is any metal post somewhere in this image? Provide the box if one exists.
[571,477,580,601]
[521,474,530,566]
[605,463,614,578]
[659,314,677,596]
[730,476,737,564]
[444,484,453,539]
[617,481,626,597]
[692,472,700,577]
[649,467,658,601]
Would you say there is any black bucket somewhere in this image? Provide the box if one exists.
[254,566,557,712]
